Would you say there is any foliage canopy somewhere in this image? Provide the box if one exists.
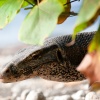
[0,0,99,47]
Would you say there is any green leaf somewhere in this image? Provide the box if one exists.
[25,0,36,6]
[21,1,29,8]
[88,25,100,52]
[26,0,35,4]
[0,0,7,7]
[59,0,67,4]
[72,0,100,39]
[0,0,24,29]
[58,0,71,24]
[19,0,64,45]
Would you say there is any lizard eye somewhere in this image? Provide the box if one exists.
[5,69,10,73]
[56,50,63,63]
[32,54,39,59]
[32,55,38,59]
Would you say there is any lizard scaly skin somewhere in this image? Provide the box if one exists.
[0,31,95,83]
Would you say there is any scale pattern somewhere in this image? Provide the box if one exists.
[0,31,96,83]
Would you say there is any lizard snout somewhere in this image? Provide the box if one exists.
[0,74,2,79]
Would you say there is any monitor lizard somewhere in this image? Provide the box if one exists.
[0,31,96,83]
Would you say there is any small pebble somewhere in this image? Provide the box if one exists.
[20,89,30,100]
[46,97,54,100]
[38,91,46,100]
[71,90,85,100]
[26,90,45,100]
[85,92,100,100]
[53,95,73,100]
[11,93,18,100]
[26,90,38,100]
[16,97,21,100]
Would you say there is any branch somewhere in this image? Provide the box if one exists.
[64,0,80,5]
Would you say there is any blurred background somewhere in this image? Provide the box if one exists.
[0,1,100,100]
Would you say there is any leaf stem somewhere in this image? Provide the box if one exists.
[24,7,33,10]
[64,0,80,5]
[25,0,34,6]
[37,0,39,5]
[61,11,78,16]
[70,11,78,16]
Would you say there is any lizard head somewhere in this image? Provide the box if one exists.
[0,44,69,83]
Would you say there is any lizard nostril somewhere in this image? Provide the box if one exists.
[0,74,5,82]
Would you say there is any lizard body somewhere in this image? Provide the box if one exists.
[0,31,95,83]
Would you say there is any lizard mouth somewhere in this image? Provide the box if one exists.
[0,74,10,83]
[0,74,4,82]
